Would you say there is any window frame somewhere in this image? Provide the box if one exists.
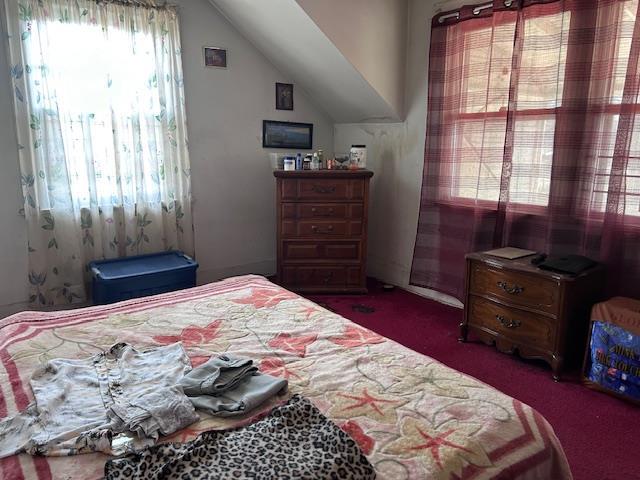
[25,17,167,211]
[438,8,571,214]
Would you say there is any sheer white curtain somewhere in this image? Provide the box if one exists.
[3,0,194,306]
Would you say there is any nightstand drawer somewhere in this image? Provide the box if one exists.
[282,219,362,237]
[470,262,559,315]
[468,296,556,352]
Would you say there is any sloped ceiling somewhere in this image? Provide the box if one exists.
[207,0,404,123]
[295,0,406,121]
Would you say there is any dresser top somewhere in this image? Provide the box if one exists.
[466,251,604,281]
[273,169,373,179]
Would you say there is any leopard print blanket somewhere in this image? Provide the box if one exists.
[105,395,376,479]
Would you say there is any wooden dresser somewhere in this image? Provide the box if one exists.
[274,169,373,293]
[461,252,605,380]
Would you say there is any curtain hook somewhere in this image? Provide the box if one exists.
[438,12,460,24]
[504,0,513,7]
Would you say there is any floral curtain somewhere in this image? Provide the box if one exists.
[411,0,640,300]
[3,0,193,306]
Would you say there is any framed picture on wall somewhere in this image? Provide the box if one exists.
[203,46,227,68]
[275,82,294,110]
[263,120,313,149]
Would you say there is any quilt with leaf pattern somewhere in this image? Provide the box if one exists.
[0,275,572,480]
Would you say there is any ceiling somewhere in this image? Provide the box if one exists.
[208,0,406,123]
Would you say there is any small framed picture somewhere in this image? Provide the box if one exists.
[203,46,227,68]
[275,82,293,110]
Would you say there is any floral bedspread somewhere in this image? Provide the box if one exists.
[0,275,572,480]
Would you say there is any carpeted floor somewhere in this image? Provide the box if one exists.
[307,282,639,480]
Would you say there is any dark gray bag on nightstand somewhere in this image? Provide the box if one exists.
[538,254,596,275]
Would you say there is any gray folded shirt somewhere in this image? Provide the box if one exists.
[178,355,288,417]
[179,355,257,396]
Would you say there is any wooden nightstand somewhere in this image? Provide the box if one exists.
[460,252,605,380]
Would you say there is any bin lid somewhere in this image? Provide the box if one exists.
[592,297,640,336]
[90,251,197,280]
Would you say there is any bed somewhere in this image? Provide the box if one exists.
[0,275,572,479]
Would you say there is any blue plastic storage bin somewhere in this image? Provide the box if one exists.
[89,251,198,305]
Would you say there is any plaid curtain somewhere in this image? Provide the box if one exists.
[411,0,640,300]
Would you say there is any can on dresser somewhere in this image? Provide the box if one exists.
[350,145,367,169]
[283,157,295,171]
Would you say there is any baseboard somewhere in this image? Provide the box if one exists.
[0,260,276,320]
[402,284,463,309]
[0,299,96,320]
[0,301,31,319]
[197,260,276,285]
[368,255,463,309]
[0,256,459,319]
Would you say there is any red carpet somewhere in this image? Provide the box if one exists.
[307,283,639,480]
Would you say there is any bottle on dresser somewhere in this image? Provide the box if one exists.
[303,154,312,170]
[311,153,320,170]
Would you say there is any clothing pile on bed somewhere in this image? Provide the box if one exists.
[105,395,376,480]
[0,342,376,479]
[0,343,286,457]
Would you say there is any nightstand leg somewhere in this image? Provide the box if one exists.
[551,355,563,382]
[458,322,468,343]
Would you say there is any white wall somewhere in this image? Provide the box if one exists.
[334,0,462,307]
[0,0,334,312]
[0,0,469,311]
[175,0,333,284]
[209,0,399,123]
[0,11,29,317]
[296,0,407,119]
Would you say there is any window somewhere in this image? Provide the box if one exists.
[6,0,193,306]
[442,2,640,217]
[23,17,170,210]
[588,1,640,217]
[414,0,640,300]
[443,10,571,208]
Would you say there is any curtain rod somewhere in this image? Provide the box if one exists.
[438,0,514,23]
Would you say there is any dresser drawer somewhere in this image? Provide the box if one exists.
[469,262,559,315]
[282,219,362,238]
[282,240,360,261]
[282,265,361,288]
[468,296,556,352]
[280,178,365,201]
[281,203,364,220]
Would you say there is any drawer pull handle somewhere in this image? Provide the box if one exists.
[497,281,524,295]
[311,225,334,234]
[311,185,336,194]
[496,315,521,329]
